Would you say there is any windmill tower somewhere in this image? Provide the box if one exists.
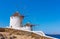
[9,11,24,30]
[25,22,36,31]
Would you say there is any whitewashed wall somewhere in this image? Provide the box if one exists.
[10,16,21,29]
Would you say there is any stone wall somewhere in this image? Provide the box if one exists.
[0,28,52,39]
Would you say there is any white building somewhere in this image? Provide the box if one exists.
[9,11,32,31]
[9,11,58,39]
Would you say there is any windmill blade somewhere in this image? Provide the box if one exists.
[20,15,29,18]
[31,24,40,26]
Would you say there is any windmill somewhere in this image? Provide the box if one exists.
[24,22,40,31]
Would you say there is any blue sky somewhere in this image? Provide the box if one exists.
[0,0,60,34]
